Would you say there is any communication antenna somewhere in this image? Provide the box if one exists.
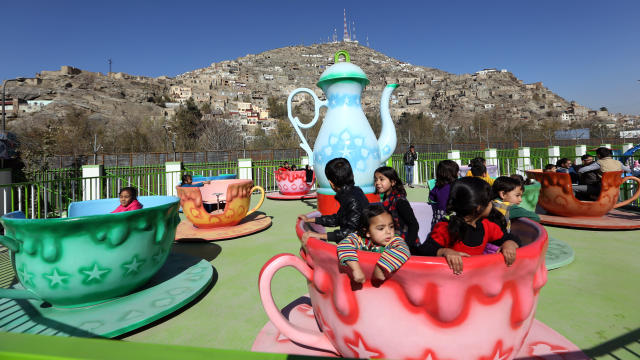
[366,35,370,47]
[343,9,350,42]
[108,58,112,73]
[352,21,357,43]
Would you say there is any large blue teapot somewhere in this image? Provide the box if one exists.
[287,50,397,211]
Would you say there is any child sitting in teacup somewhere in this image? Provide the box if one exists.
[415,177,520,275]
[374,166,419,253]
[111,187,143,213]
[492,176,540,233]
[180,174,210,187]
[298,157,369,245]
[337,204,411,283]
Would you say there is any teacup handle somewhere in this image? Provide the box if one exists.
[287,88,327,167]
[258,253,335,352]
[247,186,265,216]
[614,176,640,208]
[0,234,43,301]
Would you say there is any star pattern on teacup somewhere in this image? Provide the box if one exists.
[152,248,165,264]
[344,331,383,359]
[18,265,34,286]
[481,341,513,360]
[528,342,569,358]
[407,349,443,360]
[80,263,111,283]
[122,255,145,276]
[43,268,69,288]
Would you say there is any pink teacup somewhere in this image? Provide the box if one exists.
[275,170,313,195]
[259,216,548,359]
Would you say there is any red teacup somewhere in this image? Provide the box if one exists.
[275,170,313,195]
[259,216,548,359]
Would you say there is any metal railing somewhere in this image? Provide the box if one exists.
[3,152,638,219]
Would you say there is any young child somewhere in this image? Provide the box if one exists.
[469,161,494,185]
[112,187,143,213]
[429,160,459,227]
[415,177,520,274]
[298,158,369,245]
[374,166,419,252]
[465,157,486,177]
[180,174,204,187]
[492,177,540,226]
[337,204,411,283]
[543,164,557,172]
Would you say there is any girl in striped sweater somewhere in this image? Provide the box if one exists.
[337,204,411,284]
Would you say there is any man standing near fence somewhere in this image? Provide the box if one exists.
[403,145,417,188]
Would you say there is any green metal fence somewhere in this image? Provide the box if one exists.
[3,151,638,219]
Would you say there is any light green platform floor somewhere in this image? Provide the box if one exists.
[2,187,639,359]
[122,187,640,359]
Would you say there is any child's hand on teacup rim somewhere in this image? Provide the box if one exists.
[346,261,366,284]
[497,240,519,266]
[298,214,313,223]
[437,248,471,275]
[372,266,387,282]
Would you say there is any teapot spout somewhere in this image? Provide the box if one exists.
[378,84,398,162]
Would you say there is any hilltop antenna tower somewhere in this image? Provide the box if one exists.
[333,28,337,43]
[343,9,350,42]
[108,58,112,74]
[366,35,369,47]
[352,21,357,43]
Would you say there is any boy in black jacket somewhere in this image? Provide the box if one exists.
[298,158,369,246]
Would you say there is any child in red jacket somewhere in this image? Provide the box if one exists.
[416,177,520,275]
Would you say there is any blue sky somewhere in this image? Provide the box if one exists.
[2,0,639,114]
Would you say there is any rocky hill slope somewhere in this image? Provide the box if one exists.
[6,42,588,156]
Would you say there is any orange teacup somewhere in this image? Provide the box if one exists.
[526,170,640,217]
[177,179,264,229]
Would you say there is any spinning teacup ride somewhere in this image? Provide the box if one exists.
[0,196,213,337]
[254,205,587,360]
[175,179,271,241]
[266,170,317,200]
[526,170,640,229]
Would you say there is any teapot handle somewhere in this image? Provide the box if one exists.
[287,88,327,167]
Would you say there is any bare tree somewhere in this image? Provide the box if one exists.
[198,119,243,151]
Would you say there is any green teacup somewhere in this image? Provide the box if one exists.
[0,196,180,308]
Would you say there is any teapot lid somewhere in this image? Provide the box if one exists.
[317,50,369,89]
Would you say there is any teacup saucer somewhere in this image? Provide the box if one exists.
[0,252,212,338]
[252,295,588,359]
[175,212,272,242]
[546,236,575,270]
[539,209,640,230]
[266,191,317,200]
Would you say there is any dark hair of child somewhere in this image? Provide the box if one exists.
[182,174,192,183]
[435,160,459,188]
[509,173,531,186]
[581,154,593,161]
[596,147,612,158]
[325,157,355,189]
[374,166,406,196]
[469,157,486,167]
[470,162,487,177]
[556,158,570,167]
[446,177,506,245]
[492,176,523,199]
[358,203,391,237]
[120,186,138,200]
[544,164,556,171]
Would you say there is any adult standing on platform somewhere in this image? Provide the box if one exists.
[403,145,418,188]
